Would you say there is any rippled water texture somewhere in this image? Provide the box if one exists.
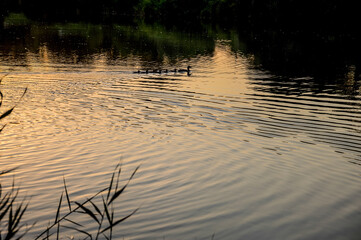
[1,23,361,239]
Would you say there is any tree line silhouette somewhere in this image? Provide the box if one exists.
[1,0,359,34]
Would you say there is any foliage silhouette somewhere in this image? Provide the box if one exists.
[35,164,140,240]
[1,0,359,35]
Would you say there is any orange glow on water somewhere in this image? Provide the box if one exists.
[1,29,361,239]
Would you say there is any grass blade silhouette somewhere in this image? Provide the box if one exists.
[34,165,139,240]
[0,88,3,108]
[0,88,27,120]
[0,108,15,120]
[0,124,6,133]
[106,171,116,202]
[64,218,84,227]
[74,202,99,224]
[0,195,12,221]
[35,187,108,240]
[88,200,102,217]
[114,163,122,192]
[11,202,28,232]
[55,192,63,224]
[63,177,71,212]
[108,166,139,205]
[0,168,19,176]
[100,208,138,234]
[102,197,111,225]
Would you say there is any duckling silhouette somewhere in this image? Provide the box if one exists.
[134,69,149,74]
[152,69,162,74]
[134,67,191,75]
[178,66,192,76]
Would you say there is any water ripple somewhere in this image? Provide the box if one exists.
[1,43,360,240]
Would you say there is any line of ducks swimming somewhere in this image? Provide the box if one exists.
[134,66,192,75]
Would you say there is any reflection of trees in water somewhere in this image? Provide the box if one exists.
[229,30,361,96]
[0,26,30,69]
[103,25,214,68]
[0,24,214,69]
[0,23,359,95]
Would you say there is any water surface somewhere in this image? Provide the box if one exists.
[0,23,360,239]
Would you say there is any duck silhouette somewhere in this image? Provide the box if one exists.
[178,66,192,73]
[178,66,192,75]
[152,69,162,74]
[133,69,149,74]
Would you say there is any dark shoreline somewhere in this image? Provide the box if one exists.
[1,1,360,35]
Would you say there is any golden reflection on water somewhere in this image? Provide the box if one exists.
[1,41,361,239]
[196,42,251,96]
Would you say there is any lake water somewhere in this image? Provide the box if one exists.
[0,23,360,239]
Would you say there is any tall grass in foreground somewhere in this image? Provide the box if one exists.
[35,164,140,240]
[1,73,139,239]
[0,169,32,240]
[1,73,31,239]
[1,163,140,240]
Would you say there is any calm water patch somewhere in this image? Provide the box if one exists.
[0,23,360,239]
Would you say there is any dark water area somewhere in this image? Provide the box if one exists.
[1,16,360,95]
[1,17,361,239]
[238,30,361,97]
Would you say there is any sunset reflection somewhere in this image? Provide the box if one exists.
[1,15,361,240]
